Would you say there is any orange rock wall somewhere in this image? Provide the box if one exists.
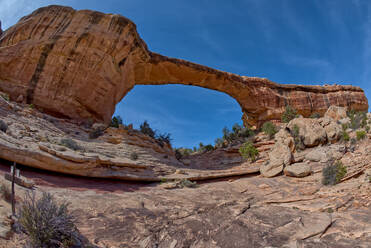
[0,5,368,126]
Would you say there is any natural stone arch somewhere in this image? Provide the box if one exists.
[0,5,368,127]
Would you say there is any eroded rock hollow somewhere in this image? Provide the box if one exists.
[0,5,368,126]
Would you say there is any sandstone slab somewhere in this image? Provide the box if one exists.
[325,105,347,121]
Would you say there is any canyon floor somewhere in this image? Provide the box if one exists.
[0,138,370,247]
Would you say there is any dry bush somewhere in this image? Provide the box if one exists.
[18,192,81,248]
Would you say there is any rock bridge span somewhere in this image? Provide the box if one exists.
[0,5,368,126]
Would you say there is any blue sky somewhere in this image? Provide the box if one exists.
[1,0,370,148]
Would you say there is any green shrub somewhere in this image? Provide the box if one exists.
[350,137,357,145]
[203,144,214,152]
[110,115,123,128]
[341,123,348,131]
[130,152,138,161]
[290,124,305,150]
[322,161,347,185]
[347,110,367,130]
[0,183,11,203]
[0,120,7,133]
[356,130,366,140]
[140,120,155,138]
[219,123,254,146]
[1,94,9,101]
[261,121,277,139]
[239,142,259,162]
[310,112,321,119]
[178,179,197,188]
[214,138,225,148]
[156,133,172,147]
[366,126,370,133]
[175,148,193,160]
[60,138,82,151]
[281,105,299,123]
[341,131,350,142]
[18,192,81,248]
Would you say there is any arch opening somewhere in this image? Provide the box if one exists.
[114,84,244,149]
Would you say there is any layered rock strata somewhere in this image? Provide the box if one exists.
[0,5,368,126]
[0,95,260,181]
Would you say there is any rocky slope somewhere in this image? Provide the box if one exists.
[0,5,368,127]
[0,137,370,247]
[0,94,261,181]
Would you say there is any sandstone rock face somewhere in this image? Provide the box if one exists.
[325,105,348,121]
[0,5,368,126]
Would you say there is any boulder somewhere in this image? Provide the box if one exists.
[288,118,327,147]
[16,94,24,103]
[324,121,342,143]
[284,163,312,177]
[92,123,107,132]
[261,143,292,177]
[338,117,351,126]
[305,147,332,163]
[324,105,347,121]
[318,117,342,143]
[274,129,295,152]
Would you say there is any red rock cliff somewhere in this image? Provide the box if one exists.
[0,5,368,126]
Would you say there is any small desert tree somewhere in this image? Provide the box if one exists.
[140,120,155,138]
[356,130,366,140]
[239,142,259,162]
[110,115,123,128]
[261,121,277,139]
[281,105,299,123]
